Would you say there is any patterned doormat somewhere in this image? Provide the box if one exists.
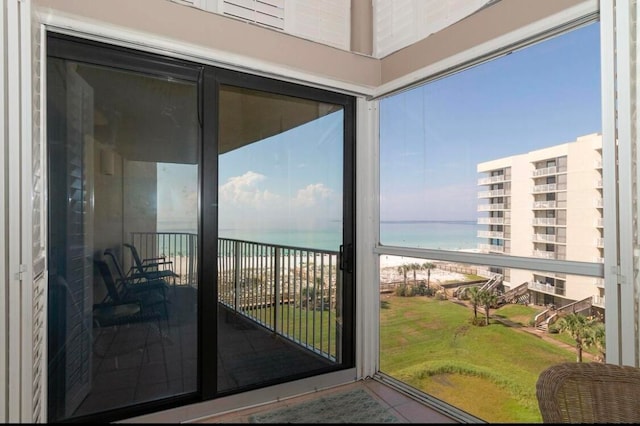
[249,388,400,423]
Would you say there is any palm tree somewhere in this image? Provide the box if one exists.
[422,262,435,290]
[397,264,411,295]
[409,262,421,285]
[478,289,498,326]
[556,313,596,362]
[467,286,481,322]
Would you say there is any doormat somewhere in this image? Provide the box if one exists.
[249,388,400,423]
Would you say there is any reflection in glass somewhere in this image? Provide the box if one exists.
[47,58,199,421]
[217,85,345,393]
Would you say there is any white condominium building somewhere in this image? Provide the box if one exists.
[477,133,604,310]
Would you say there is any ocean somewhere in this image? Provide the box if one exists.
[158,220,479,252]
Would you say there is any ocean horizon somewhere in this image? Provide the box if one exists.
[159,220,479,252]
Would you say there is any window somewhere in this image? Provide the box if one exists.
[378,20,602,422]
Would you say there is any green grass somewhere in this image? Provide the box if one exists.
[379,295,576,423]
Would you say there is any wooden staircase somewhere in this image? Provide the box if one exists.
[534,297,593,331]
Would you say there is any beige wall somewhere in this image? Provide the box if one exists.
[380,0,591,85]
[35,0,380,89]
[36,0,592,94]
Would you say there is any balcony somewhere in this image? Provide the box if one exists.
[478,243,505,253]
[83,232,346,412]
[532,217,556,226]
[532,183,557,193]
[529,280,565,296]
[595,238,604,248]
[532,250,556,259]
[533,234,557,243]
[477,217,507,225]
[130,233,341,353]
[477,203,505,211]
[532,166,557,177]
[593,295,605,308]
[477,230,505,239]
[477,189,509,198]
[477,175,507,185]
[532,200,556,209]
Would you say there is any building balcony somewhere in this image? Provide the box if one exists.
[532,166,557,177]
[477,189,509,198]
[532,250,556,259]
[595,238,604,248]
[595,159,602,169]
[532,200,557,209]
[477,175,508,185]
[532,183,558,193]
[533,234,557,243]
[532,217,556,226]
[595,198,604,208]
[593,295,605,308]
[477,217,508,225]
[595,179,603,188]
[477,203,506,211]
[477,230,505,239]
[529,280,565,296]
[478,243,505,253]
[595,218,604,227]
[595,278,604,288]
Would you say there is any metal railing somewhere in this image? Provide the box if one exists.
[129,233,342,362]
[217,238,341,362]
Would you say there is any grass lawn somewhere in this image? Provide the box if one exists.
[379,295,577,423]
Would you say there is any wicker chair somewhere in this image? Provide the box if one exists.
[536,362,640,423]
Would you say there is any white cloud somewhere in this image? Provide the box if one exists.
[220,171,279,207]
[293,183,333,207]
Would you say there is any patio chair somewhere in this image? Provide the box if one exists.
[124,243,178,286]
[536,361,640,423]
[99,252,170,325]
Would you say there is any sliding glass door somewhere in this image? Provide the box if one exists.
[46,33,355,423]
[207,75,355,395]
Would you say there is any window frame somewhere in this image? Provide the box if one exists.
[370,6,623,416]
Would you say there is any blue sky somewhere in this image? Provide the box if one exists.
[158,21,601,234]
[380,21,601,221]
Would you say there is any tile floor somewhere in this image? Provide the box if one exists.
[192,378,458,423]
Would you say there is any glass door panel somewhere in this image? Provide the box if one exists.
[47,46,199,421]
[216,84,347,393]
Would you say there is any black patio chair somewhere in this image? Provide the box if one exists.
[124,243,178,286]
[100,252,170,326]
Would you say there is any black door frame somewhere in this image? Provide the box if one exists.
[46,32,356,423]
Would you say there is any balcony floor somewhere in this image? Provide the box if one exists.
[191,378,459,423]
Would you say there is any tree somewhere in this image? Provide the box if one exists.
[556,313,596,362]
[397,264,410,288]
[590,321,606,362]
[478,289,498,326]
[467,286,481,323]
[422,262,435,290]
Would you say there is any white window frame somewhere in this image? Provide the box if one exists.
[367,0,637,385]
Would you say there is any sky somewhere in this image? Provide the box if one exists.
[157,20,601,234]
[380,21,602,221]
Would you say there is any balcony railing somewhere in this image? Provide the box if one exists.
[532,183,557,193]
[532,217,556,226]
[477,189,509,198]
[532,166,557,177]
[533,234,557,243]
[529,280,565,296]
[532,200,556,209]
[477,230,505,239]
[129,233,341,362]
[477,217,508,225]
[477,203,505,211]
[532,250,556,259]
[217,238,341,361]
[131,231,198,286]
[477,175,506,185]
